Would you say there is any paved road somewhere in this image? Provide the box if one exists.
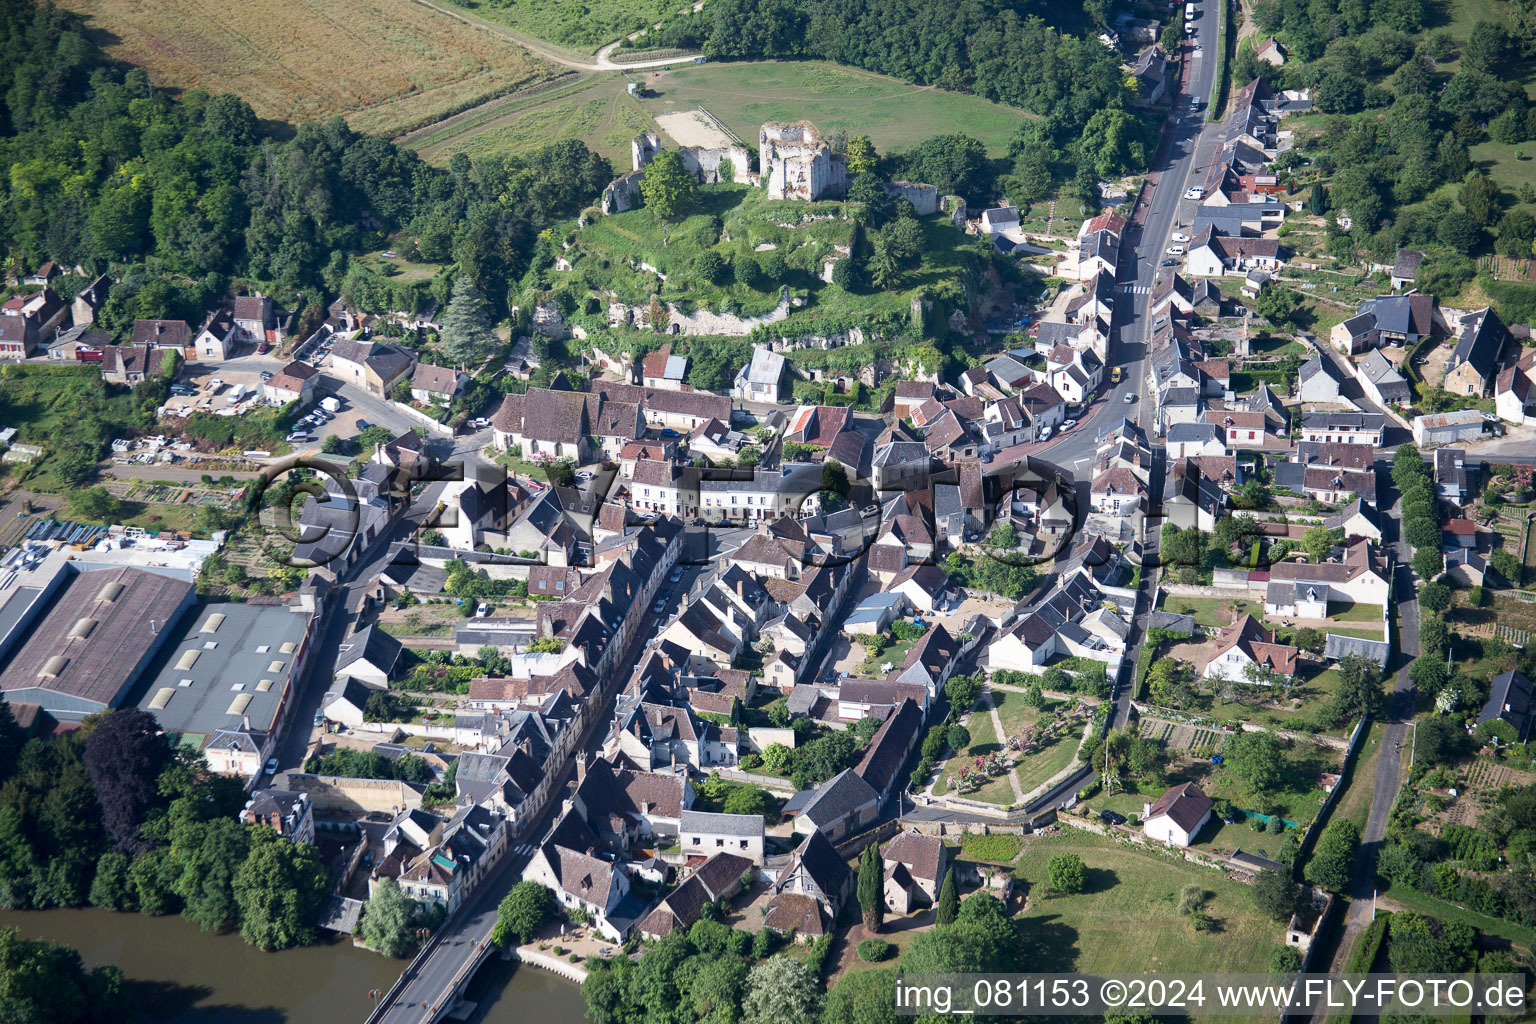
[369,574,667,1024]
[1312,486,1420,999]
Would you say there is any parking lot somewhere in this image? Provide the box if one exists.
[165,353,290,418]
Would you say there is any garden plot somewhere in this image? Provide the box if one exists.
[1138,718,1228,755]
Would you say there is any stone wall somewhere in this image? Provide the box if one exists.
[680,146,751,184]
[760,122,847,201]
[282,773,425,815]
[885,181,939,215]
[602,170,644,215]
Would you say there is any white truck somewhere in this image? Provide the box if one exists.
[320,396,341,414]
[225,383,246,405]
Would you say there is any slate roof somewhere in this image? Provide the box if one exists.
[799,768,878,828]
[1323,633,1391,669]
[1451,306,1508,382]
[681,810,763,837]
[854,698,923,796]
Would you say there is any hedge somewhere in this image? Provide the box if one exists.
[857,939,894,962]
[1345,913,1391,973]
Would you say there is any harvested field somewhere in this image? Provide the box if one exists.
[65,0,562,137]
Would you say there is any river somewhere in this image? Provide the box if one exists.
[0,908,590,1024]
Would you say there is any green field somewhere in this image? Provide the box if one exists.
[1013,831,1282,989]
[407,75,661,166]
[639,61,1034,157]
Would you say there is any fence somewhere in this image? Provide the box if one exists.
[389,399,456,437]
[1290,714,1370,881]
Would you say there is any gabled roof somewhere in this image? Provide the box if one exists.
[882,829,944,882]
[1145,782,1213,833]
[855,698,923,795]
[800,768,878,827]
[1451,306,1508,382]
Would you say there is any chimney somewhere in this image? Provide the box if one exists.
[242,714,251,732]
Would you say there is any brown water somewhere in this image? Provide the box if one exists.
[0,908,589,1024]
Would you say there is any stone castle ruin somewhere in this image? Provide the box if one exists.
[603,127,751,215]
[759,121,847,201]
[602,119,944,216]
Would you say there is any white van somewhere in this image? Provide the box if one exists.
[1185,2,1197,18]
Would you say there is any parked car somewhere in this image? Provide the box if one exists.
[670,567,683,583]
[313,713,324,728]
[1183,187,1203,200]
[1171,232,1190,243]
[286,433,309,443]
[1061,419,1078,431]
[264,759,278,775]
[259,371,274,381]
[1124,392,1136,403]
[1161,258,1179,267]
[1038,425,1052,441]
[1166,245,1185,256]
[355,419,369,431]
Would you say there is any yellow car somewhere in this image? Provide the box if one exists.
[1110,366,1123,384]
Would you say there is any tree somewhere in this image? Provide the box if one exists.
[1332,654,1384,722]
[0,928,126,1024]
[88,851,136,912]
[722,783,775,820]
[639,149,696,221]
[1252,867,1302,921]
[825,969,898,1024]
[1418,581,1451,613]
[359,877,417,957]
[846,136,878,177]
[70,486,120,523]
[492,880,555,947]
[946,725,971,751]
[831,256,857,291]
[1302,526,1343,562]
[743,955,823,1024]
[84,708,172,854]
[173,818,252,932]
[857,844,884,932]
[1412,546,1444,580]
[935,866,959,924]
[1224,730,1283,792]
[762,743,792,773]
[440,275,498,367]
[232,829,328,950]
[695,249,726,284]
[1308,181,1328,214]
[1405,517,1443,551]
[1254,283,1302,326]
[1307,818,1360,892]
[1048,852,1086,894]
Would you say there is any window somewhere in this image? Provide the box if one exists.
[740,840,748,849]
[692,836,701,845]
[716,838,724,847]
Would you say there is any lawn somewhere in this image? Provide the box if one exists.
[933,705,1016,805]
[639,61,1034,158]
[1162,596,1259,628]
[1012,830,1283,988]
[1247,335,1306,358]
[407,74,663,167]
[65,0,563,138]
[1333,721,1388,834]
[1182,743,1343,832]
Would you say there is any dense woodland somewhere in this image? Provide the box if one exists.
[1240,0,1536,294]
[0,0,613,328]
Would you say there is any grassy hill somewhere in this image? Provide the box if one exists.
[539,183,979,366]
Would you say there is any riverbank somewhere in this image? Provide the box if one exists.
[0,906,589,1024]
